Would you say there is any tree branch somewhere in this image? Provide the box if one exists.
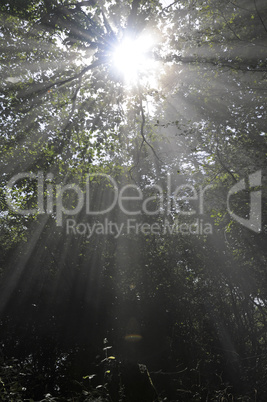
[254,0,267,35]
[158,53,267,72]
[17,60,101,102]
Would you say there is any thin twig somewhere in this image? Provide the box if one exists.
[254,0,267,35]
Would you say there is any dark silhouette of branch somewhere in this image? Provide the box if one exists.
[129,90,164,180]
[216,149,238,184]
[17,60,102,101]
[158,53,267,72]
[161,1,180,12]
[254,0,267,35]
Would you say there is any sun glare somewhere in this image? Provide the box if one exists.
[112,35,156,84]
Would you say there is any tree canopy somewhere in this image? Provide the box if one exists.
[0,0,267,400]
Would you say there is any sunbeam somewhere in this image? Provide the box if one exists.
[0,0,267,400]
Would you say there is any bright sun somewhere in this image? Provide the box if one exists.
[112,35,156,84]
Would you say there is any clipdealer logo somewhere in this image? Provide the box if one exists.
[5,172,213,235]
[227,170,262,233]
[4,170,263,235]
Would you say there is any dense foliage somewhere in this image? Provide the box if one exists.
[0,0,267,400]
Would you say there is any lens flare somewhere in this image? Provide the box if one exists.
[124,334,143,342]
